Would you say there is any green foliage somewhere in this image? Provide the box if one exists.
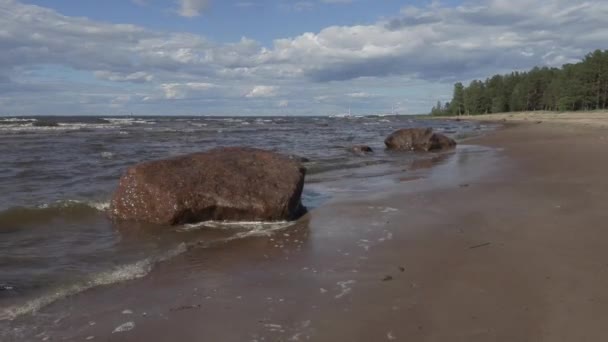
[430,49,608,115]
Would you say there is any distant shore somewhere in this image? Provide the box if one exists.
[437,110,608,128]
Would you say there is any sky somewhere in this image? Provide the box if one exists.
[0,0,607,116]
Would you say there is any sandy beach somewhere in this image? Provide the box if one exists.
[7,120,608,341]
[446,110,608,128]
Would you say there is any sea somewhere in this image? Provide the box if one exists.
[0,115,492,332]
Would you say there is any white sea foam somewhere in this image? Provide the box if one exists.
[179,220,296,238]
[0,122,116,132]
[112,321,135,333]
[100,151,115,159]
[103,118,155,125]
[36,199,110,212]
[335,280,356,299]
[0,118,37,123]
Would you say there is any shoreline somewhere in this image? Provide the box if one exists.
[435,110,608,128]
[5,121,608,341]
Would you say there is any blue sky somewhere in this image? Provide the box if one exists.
[0,0,606,115]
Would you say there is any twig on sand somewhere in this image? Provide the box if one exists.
[469,242,491,249]
[170,304,202,311]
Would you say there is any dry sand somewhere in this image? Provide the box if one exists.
[12,121,608,341]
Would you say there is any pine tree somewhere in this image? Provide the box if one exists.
[450,83,465,116]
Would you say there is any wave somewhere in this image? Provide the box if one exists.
[179,220,295,236]
[0,219,296,321]
[0,243,187,321]
[0,200,110,227]
[0,122,117,133]
[102,118,156,125]
[0,118,37,123]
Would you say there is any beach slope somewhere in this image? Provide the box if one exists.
[10,121,608,342]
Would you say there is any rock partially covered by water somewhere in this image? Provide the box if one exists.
[110,147,307,225]
[384,128,456,152]
[349,145,374,154]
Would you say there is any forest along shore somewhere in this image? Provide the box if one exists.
[5,121,608,341]
[430,50,608,116]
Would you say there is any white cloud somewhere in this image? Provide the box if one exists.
[314,95,332,103]
[94,71,154,83]
[246,85,277,98]
[294,2,314,11]
[161,82,216,99]
[176,0,210,17]
[277,99,289,107]
[320,0,353,4]
[347,92,373,98]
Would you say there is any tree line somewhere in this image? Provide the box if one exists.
[431,49,608,116]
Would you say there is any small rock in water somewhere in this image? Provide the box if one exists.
[385,128,456,152]
[349,145,374,154]
[382,275,394,282]
[112,322,135,334]
[398,266,405,272]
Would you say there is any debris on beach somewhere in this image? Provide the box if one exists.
[469,242,491,249]
[112,321,135,333]
[335,280,356,299]
[170,304,202,311]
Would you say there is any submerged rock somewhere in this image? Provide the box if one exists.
[349,145,373,154]
[287,154,311,163]
[384,128,456,152]
[110,147,306,225]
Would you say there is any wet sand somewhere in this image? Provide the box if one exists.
[11,122,608,341]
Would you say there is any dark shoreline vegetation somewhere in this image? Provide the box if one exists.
[431,49,608,116]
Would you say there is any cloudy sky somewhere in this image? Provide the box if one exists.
[0,0,607,116]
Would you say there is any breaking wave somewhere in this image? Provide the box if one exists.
[0,200,110,227]
[0,243,187,321]
[0,217,296,321]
